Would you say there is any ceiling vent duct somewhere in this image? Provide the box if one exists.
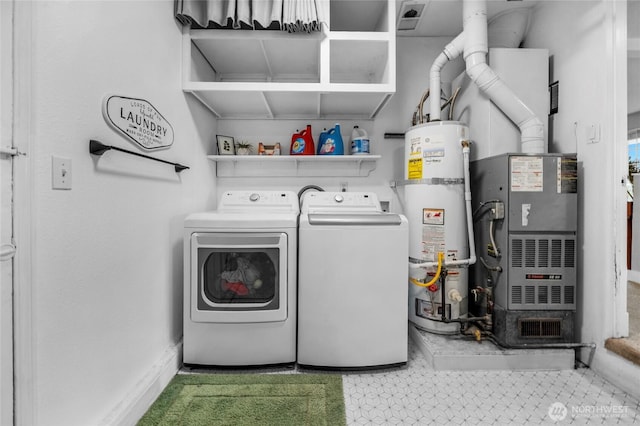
[429,0,544,154]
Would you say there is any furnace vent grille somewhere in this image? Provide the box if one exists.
[511,284,575,308]
[565,285,575,304]
[508,234,577,310]
[518,318,563,338]
[538,239,549,267]
[565,239,576,268]
[538,286,548,304]
[512,239,523,268]
[511,236,576,269]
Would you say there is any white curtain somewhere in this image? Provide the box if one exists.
[175,0,328,32]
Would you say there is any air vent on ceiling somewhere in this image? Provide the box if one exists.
[397,2,425,32]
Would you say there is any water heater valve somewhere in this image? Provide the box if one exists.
[448,289,463,303]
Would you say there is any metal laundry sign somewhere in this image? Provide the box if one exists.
[103,95,174,150]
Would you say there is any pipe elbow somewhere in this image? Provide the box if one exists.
[430,32,465,122]
[444,32,466,61]
[430,52,449,76]
[465,56,545,154]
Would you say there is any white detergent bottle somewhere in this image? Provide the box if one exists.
[350,125,370,155]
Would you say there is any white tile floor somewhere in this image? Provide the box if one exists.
[182,337,640,425]
[341,339,640,425]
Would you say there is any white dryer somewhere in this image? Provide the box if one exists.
[183,191,298,366]
[297,192,409,368]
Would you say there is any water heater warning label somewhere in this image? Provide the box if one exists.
[421,209,445,262]
[408,158,422,179]
[423,208,444,225]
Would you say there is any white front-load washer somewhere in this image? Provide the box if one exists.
[297,191,409,368]
[183,191,299,366]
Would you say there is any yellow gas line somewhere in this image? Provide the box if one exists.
[410,252,445,288]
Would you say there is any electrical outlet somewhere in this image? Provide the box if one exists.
[52,156,72,190]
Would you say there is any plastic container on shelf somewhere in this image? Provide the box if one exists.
[290,125,315,155]
[317,128,328,154]
[317,124,344,155]
[350,125,370,155]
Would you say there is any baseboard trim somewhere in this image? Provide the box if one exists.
[100,340,182,426]
[627,270,640,284]
[589,346,640,402]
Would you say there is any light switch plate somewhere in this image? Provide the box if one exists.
[52,156,72,190]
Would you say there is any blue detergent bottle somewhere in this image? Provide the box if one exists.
[316,128,329,155]
[317,124,344,155]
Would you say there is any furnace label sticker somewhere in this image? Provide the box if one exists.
[510,156,543,192]
[557,157,578,193]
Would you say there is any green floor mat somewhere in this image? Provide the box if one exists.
[137,373,347,426]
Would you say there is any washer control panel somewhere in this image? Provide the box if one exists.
[302,192,381,213]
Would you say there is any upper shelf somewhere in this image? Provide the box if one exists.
[208,155,381,177]
[182,0,395,120]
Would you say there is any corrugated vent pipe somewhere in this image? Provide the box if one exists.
[429,0,545,153]
[462,0,544,153]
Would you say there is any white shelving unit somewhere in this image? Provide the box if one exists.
[182,0,395,120]
[208,155,381,177]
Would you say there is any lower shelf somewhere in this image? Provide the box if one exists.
[207,155,380,177]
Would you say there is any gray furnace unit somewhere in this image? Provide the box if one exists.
[470,153,578,346]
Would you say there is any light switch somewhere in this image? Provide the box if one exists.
[587,124,601,144]
[52,156,72,190]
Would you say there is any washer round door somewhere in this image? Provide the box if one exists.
[190,232,288,323]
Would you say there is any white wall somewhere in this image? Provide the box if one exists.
[631,111,640,131]
[23,1,217,424]
[216,37,464,207]
[525,0,639,398]
[0,2,14,425]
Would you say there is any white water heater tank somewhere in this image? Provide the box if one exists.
[405,121,470,334]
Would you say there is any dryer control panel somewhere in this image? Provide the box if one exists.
[219,191,299,212]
